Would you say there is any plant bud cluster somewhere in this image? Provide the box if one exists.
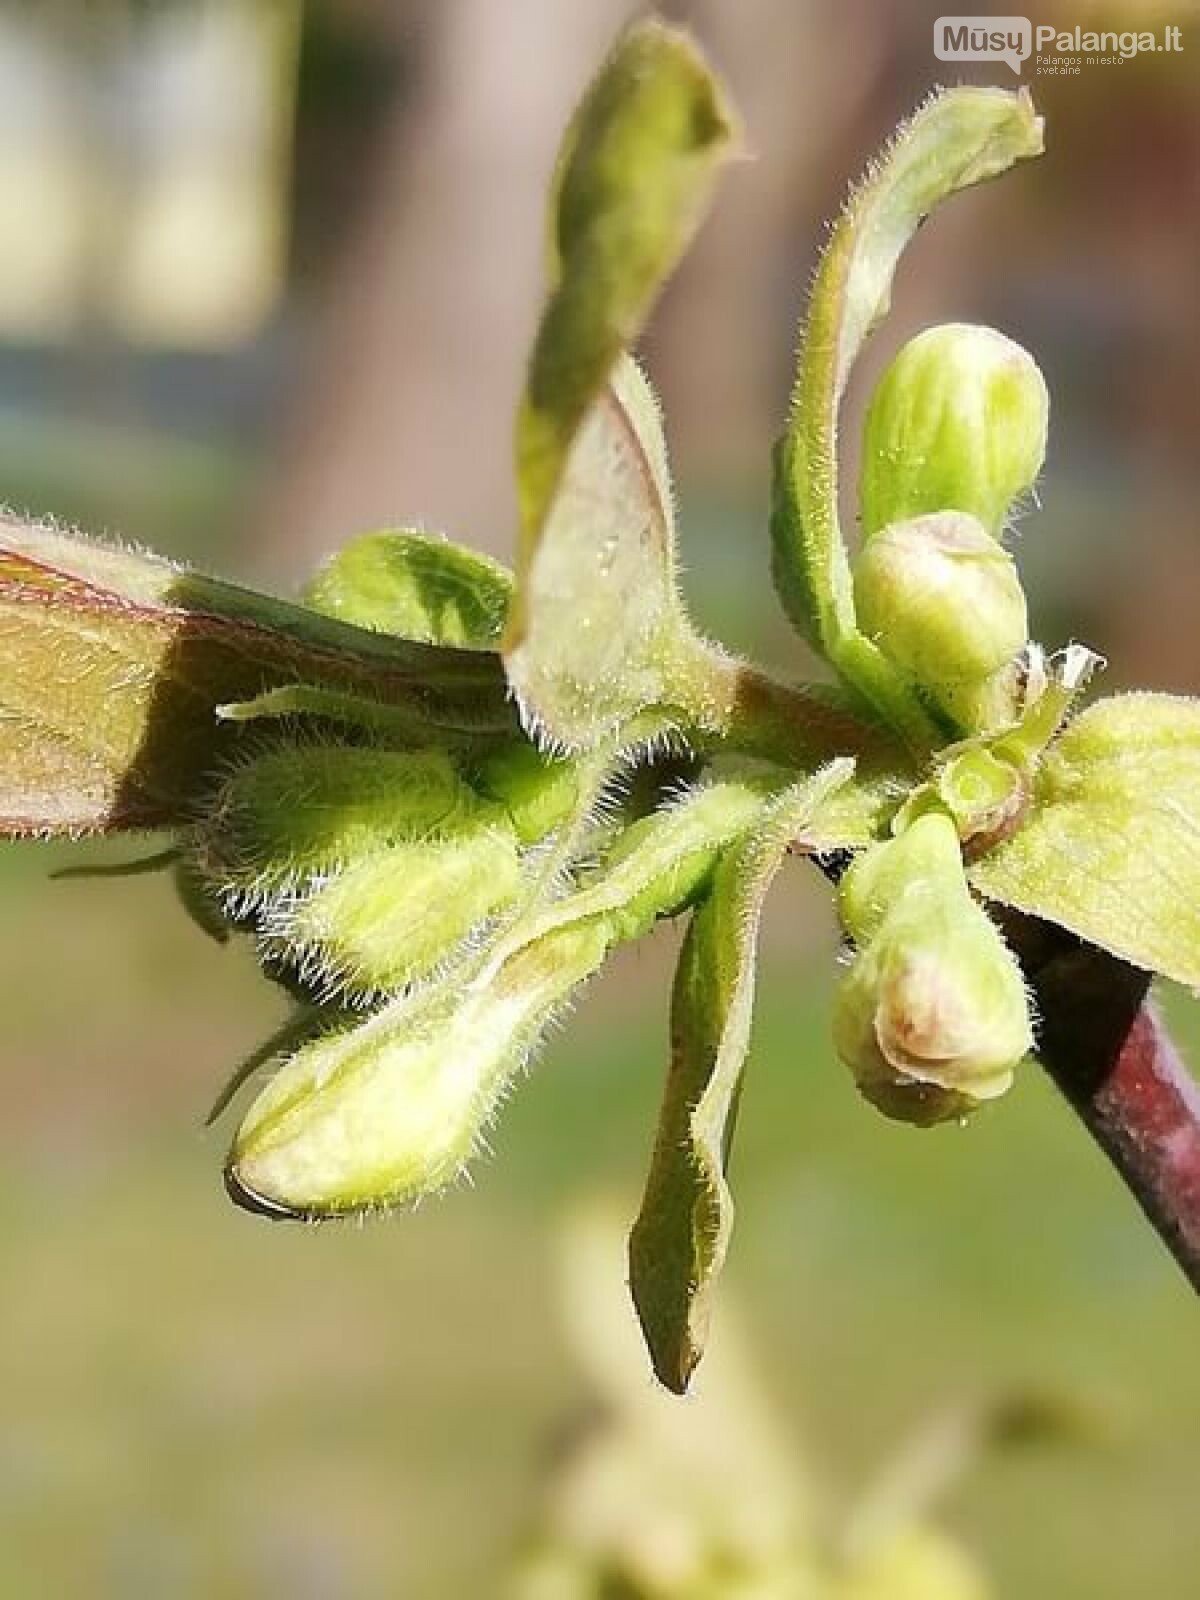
[854,323,1048,733]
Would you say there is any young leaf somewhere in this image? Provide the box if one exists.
[508,356,721,748]
[506,19,737,749]
[301,530,512,648]
[0,518,514,835]
[771,87,1043,745]
[970,694,1200,987]
[628,761,855,1392]
[515,18,736,552]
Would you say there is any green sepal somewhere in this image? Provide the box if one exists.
[970,693,1200,987]
[628,761,855,1392]
[0,517,514,836]
[301,530,512,648]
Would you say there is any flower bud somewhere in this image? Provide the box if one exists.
[834,813,1032,1125]
[201,743,469,893]
[301,530,512,647]
[194,742,523,996]
[266,821,523,998]
[860,322,1048,538]
[853,512,1027,689]
[227,921,610,1216]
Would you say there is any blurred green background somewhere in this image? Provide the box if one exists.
[1,2,1198,1596]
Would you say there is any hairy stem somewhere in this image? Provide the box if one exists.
[1005,912,1200,1291]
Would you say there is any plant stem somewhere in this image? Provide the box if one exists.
[700,653,914,775]
[1004,912,1200,1292]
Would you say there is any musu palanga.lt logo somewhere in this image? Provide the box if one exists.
[936,16,1182,75]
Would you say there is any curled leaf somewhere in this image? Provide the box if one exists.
[628,761,855,1392]
[515,18,737,552]
[970,693,1200,987]
[506,20,737,749]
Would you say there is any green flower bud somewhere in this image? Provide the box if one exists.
[267,822,523,998]
[228,921,610,1216]
[202,743,469,894]
[860,322,1049,537]
[834,813,1032,1125]
[854,512,1027,689]
[301,530,512,647]
[194,742,524,997]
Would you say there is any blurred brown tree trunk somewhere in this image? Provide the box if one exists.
[253,0,629,584]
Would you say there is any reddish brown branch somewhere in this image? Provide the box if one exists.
[1005,912,1200,1292]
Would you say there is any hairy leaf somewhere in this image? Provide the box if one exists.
[771,87,1043,745]
[628,761,855,1392]
[506,19,736,747]
[508,356,720,747]
[0,518,514,835]
[970,694,1200,987]
[515,18,736,553]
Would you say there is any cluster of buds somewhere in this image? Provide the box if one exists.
[188,739,572,1003]
[173,533,779,1218]
[830,324,1051,1121]
[853,323,1048,735]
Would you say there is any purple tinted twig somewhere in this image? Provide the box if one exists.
[1006,912,1200,1292]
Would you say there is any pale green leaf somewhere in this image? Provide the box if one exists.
[628,761,855,1392]
[506,356,714,747]
[970,693,1200,987]
[514,18,736,552]
[506,19,736,748]
[771,87,1043,746]
[0,517,514,834]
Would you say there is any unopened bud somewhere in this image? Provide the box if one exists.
[834,813,1032,1125]
[227,921,610,1216]
[302,530,512,647]
[195,742,523,996]
[202,743,468,891]
[860,322,1048,538]
[854,512,1027,689]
